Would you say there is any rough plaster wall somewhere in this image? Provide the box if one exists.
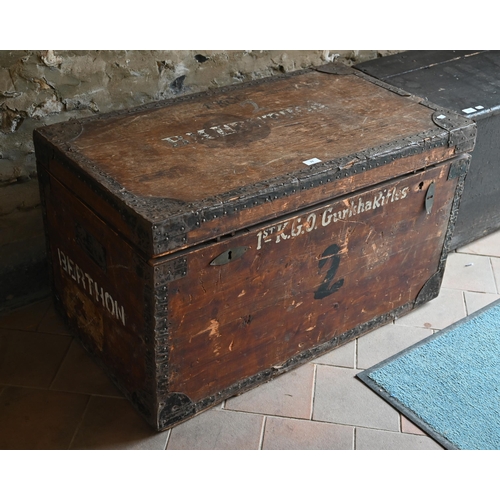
[0,49,400,310]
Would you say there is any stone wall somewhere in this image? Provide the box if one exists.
[0,49,400,312]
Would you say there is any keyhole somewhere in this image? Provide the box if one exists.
[227,250,232,260]
[419,181,424,190]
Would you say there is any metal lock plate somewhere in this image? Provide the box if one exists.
[425,181,435,215]
[210,246,248,266]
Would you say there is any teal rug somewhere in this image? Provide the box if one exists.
[357,299,500,450]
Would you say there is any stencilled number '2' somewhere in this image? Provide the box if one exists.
[314,244,344,300]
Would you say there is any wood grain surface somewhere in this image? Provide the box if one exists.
[165,159,458,401]
[69,71,434,201]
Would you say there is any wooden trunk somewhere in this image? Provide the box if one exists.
[355,50,500,250]
[34,63,476,431]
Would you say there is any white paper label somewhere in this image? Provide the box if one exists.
[303,158,322,166]
[462,107,477,114]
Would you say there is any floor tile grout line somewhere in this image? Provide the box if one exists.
[314,360,355,369]
[33,330,72,337]
[456,248,500,259]
[0,379,126,398]
[355,338,358,370]
[0,325,71,337]
[274,415,356,430]
[48,337,75,390]
[66,394,93,450]
[163,429,172,450]
[355,423,424,435]
[35,299,54,332]
[258,416,267,450]
[309,363,317,421]
[353,426,442,449]
[312,415,397,433]
[221,406,356,430]
[490,256,500,294]
[0,381,126,403]
[224,407,314,423]
[0,326,53,335]
[0,298,52,326]
[462,290,469,316]
[453,251,498,295]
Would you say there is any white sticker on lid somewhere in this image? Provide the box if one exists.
[436,114,447,119]
[303,158,322,166]
[475,105,484,110]
[462,107,477,114]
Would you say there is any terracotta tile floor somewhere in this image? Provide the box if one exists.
[1,230,499,450]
